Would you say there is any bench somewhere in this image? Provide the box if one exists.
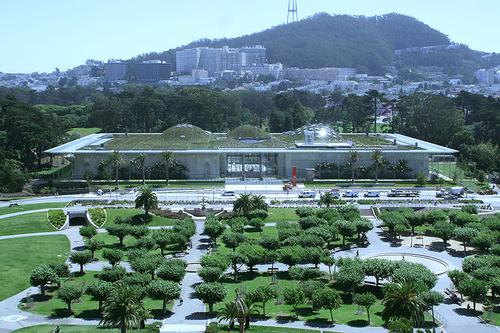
[267,267,279,274]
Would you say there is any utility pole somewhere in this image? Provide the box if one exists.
[287,0,298,23]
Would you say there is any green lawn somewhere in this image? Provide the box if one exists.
[265,208,299,223]
[0,202,67,216]
[0,235,69,301]
[0,212,56,236]
[105,208,178,227]
[23,271,173,319]
[67,127,101,137]
[13,325,151,332]
[216,273,385,326]
[219,325,324,333]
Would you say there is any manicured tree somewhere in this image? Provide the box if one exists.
[354,218,373,245]
[152,229,172,256]
[448,269,469,295]
[304,247,328,269]
[237,244,265,272]
[248,218,265,232]
[228,217,246,233]
[248,209,268,220]
[362,258,395,287]
[129,225,150,239]
[70,250,93,274]
[334,265,365,301]
[247,285,276,317]
[48,262,69,288]
[204,217,225,245]
[195,282,227,313]
[222,231,247,251]
[135,186,158,216]
[298,216,324,230]
[198,266,224,283]
[406,214,423,247]
[106,225,131,246]
[233,194,253,217]
[393,262,437,290]
[433,220,455,250]
[472,232,496,252]
[394,223,407,241]
[295,207,315,218]
[80,226,97,239]
[311,288,342,323]
[454,227,479,254]
[449,211,480,227]
[130,254,164,280]
[161,151,174,185]
[337,220,356,246]
[321,256,336,279]
[98,266,127,283]
[228,252,247,281]
[147,279,181,315]
[86,237,104,260]
[382,281,426,327]
[103,248,124,266]
[108,150,123,189]
[200,254,230,272]
[318,192,336,208]
[283,285,305,312]
[460,278,488,311]
[100,283,145,333]
[157,260,187,283]
[259,236,280,251]
[277,245,303,268]
[420,290,444,329]
[58,285,83,313]
[30,265,58,295]
[354,292,377,324]
[86,280,114,312]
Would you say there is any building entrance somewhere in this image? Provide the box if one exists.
[226,153,278,179]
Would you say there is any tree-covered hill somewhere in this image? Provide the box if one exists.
[130,13,450,74]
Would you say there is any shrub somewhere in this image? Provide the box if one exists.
[48,209,66,229]
[88,208,107,226]
[296,207,315,218]
[58,285,83,313]
[98,266,126,282]
[461,205,478,214]
[79,226,97,239]
[248,209,268,220]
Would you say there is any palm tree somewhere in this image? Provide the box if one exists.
[234,289,248,333]
[134,154,146,185]
[251,195,268,211]
[233,194,253,217]
[108,151,123,189]
[161,151,174,185]
[135,186,158,216]
[348,151,359,183]
[217,301,237,330]
[382,282,426,327]
[371,150,385,183]
[318,192,335,208]
[100,284,146,333]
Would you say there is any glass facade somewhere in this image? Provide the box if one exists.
[226,153,278,178]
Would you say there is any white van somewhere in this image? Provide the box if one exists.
[298,191,316,198]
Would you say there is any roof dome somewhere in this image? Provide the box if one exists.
[227,125,270,139]
[161,124,210,140]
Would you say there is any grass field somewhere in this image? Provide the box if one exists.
[0,235,69,301]
[218,325,324,333]
[265,208,299,223]
[13,325,151,332]
[23,271,172,319]
[67,127,101,137]
[105,208,179,227]
[0,202,67,216]
[0,212,56,236]
[216,273,385,326]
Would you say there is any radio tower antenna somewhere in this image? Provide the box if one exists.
[287,0,298,23]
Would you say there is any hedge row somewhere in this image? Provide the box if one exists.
[48,209,66,229]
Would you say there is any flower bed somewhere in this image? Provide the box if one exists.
[47,209,67,229]
[88,208,107,227]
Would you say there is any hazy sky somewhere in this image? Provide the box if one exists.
[1,0,499,73]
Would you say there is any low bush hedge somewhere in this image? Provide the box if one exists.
[48,209,66,229]
[88,208,106,227]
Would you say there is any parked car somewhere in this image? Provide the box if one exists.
[435,188,448,198]
[96,189,103,196]
[222,190,235,197]
[329,190,341,199]
[343,191,359,198]
[364,191,380,198]
[387,189,419,197]
[298,191,316,198]
[8,202,19,207]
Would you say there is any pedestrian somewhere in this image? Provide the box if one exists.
[356,250,359,257]
[179,297,184,306]
[54,326,60,333]
[467,304,471,311]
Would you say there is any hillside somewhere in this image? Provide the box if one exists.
[129,13,450,74]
